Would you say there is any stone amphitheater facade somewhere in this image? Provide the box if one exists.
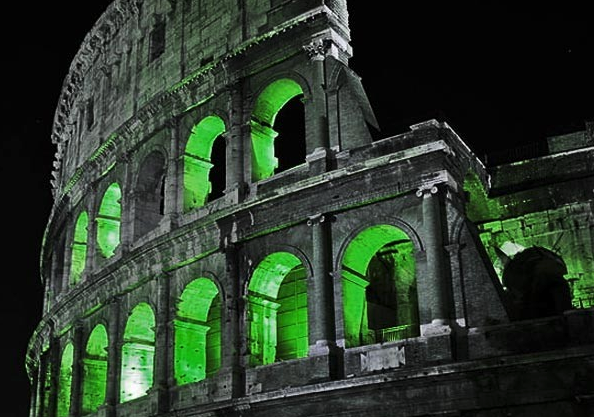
[28,1,594,416]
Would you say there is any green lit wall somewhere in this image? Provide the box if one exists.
[57,343,73,417]
[247,252,308,365]
[251,79,304,181]
[120,303,155,403]
[464,172,594,309]
[96,183,122,258]
[183,116,226,211]
[81,325,108,414]
[174,278,221,385]
[341,225,419,347]
[70,211,89,285]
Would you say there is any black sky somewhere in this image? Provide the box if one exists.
[3,3,592,416]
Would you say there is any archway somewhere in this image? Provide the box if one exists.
[247,251,308,365]
[120,303,155,402]
[81,324,108,414]
[183,115,226,211]
[70,211,89,285]
[174,278,221,385]
[341,224,419,347]
[251,79,305,181]
[96,183,122,258]
[134,152,166,240]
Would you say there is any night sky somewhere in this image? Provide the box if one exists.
[3,3,592,416]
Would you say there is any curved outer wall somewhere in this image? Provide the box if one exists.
[28,0,594,416]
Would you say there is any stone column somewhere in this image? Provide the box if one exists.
[153,274,172,413]
[416,185,450,333]
[86,185,99,275]
[165,119,181,223]
[69,323,84,417]
[304,39,331,172]
[104,297,121,416]
[223,243,244,397]
[226,84,246,203]
[306,213,336,354]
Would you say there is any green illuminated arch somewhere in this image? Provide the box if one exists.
[251,79,304,181]
[57,343,74,417]
[96,183,122,258]
[174,278,221,385]
[70,211,89,285]
[341,224,419,347]
[183,116,226,211]
[120,303,155,403]
[81,324,108,414]
[247,251,308,366]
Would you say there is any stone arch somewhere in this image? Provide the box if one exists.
[57,342,74,417]
[70,210,89,286]
[250,77,308,181]
[246,250,309,366]
[174,277,222,385]
[133,150,167,240]
[120,302,155,403]
[502,246,573,320]
[183,115,227,211]
[81,323,108,414]
[96,182,122,258]
[338,223,421,348]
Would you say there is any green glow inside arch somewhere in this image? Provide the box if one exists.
[174,278,221,385]
[251,79,304,181]
[96,183,122,258]
[70,211,89,285]
[247,252,308,366]
[120,303,155,403]
[183,116,226,211]
[341,225,419,348]
[81,325,108,414]
[57,343,74,417]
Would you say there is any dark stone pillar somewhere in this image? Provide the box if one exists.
[104,297,121,416]
[69,323,84,417]
[304,39,331,173]
[416,185,450,334]
[153,274,172,413]
[226,84,247,203]
[306,213,336,354]
[223,243,244,397]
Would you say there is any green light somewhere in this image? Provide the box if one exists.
[183,116,226,211]
[341,225,419,347]
[251,79,303,181]
[70,211,89,285]
[174,278,221,385]
[57,343,73,417]
[247,252,308,365]
[463,171,503,222]
[81,325,108,414]
[96,183,122,258]
[120,303,155,403]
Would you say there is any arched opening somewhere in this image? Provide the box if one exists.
[120,303,155,403]
[174,278,221,385]
[81,325,108,414]
[247,252,308,366]
[183,115,227,211]
[134,152,166,240]
[341,225,419,348]
[251,79,305,181]
[96,183,122,258]
[57,343,74,417]
[70,211,89,285]
[502,246,573,320]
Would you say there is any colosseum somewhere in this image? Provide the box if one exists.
[28,1,594,416]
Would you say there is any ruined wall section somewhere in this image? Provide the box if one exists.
[468,131,594,309]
